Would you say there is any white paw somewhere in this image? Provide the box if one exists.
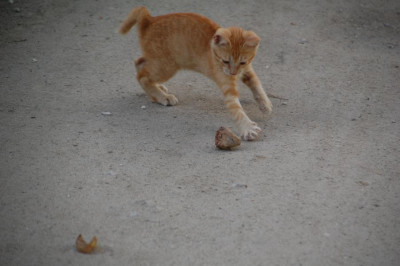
[161,93,178,106]
[240,122,262,141]
[258,97,272,114]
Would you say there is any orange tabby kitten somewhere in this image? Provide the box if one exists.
[119,6,272,140]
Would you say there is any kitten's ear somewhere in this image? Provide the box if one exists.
[213,28,230,46]
[213,34,228,46]
[244,31,260,47]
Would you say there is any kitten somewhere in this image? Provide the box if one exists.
[119,6,272,140]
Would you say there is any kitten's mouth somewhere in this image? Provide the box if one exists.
[223,68,237,76]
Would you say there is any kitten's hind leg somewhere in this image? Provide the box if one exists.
[158,84,169,93]
[241,65,272,114]
[136,57,167,94]
[137,75,178,106]
[135,57,146,72]
[136,59,178,106]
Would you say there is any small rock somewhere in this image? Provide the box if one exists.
[299,38,307,44]
[386,43,395,49]
[232,183,248,188]
[356,180,369,186]
[108,170,117,177]
[141,105,146,109]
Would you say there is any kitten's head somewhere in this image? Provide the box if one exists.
[211,27,260,76]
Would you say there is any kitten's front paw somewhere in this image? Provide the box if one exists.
[240,122,262,141]
[258,97,273,115]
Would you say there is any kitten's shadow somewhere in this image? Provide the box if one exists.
[133,88,270,123]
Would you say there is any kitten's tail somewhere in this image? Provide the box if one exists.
[119,6,151,34]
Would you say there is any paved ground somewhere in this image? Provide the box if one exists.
[1,0,399,265]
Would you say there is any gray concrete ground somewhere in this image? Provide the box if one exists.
[1,0,399,265]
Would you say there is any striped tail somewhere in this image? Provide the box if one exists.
[119,6,151,34]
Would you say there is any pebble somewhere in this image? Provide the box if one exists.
[231,183,248,188]
[299,38,307,44]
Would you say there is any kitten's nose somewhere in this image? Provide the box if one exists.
[230,65,239,75]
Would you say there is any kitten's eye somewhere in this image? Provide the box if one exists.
[240,62,247,65]
[222,60,229,64]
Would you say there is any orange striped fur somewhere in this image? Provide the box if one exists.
[120,6,272,140]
